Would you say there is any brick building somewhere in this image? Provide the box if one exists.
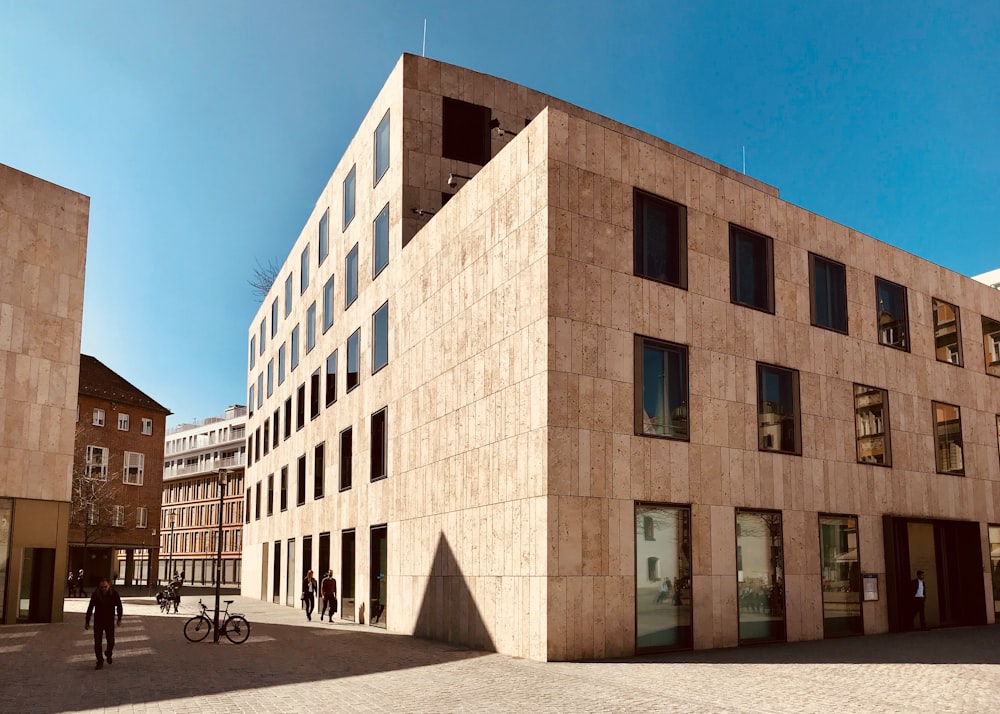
[0,163,88,624]
[241,55,1000,660]
[70,355,170,591]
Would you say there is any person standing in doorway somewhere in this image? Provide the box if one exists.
[302,570,318,621]
[85,577,123,670]
[77,569,86,598]
[911,570,928,630]
[320,570,337,621]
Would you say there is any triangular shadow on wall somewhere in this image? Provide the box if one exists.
[413,532,495,652]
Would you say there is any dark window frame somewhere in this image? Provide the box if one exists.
[325,350,338,407]
[633,188,687,289]
[339,426,353,492]
[319,208,329,265]
[756,363,801,455]
[809,253,848,334]
[932,400,965,476]
[982,315,1000,377]
[345,244,359,309]
[373,203,390,278]
[347,328,360,392]
[730,225,775,313]
[343,164,356,231]
[314,442,325,499]
[296,455,307,506]
[634,335,689,441]
[875,277,910,351]
[371,407,387,482]
[853,384,892,467]
[373,301,389,374]
[374,110,390,186]
[932,297,963,366]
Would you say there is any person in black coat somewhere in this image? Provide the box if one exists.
[910,570,928,630]
[85,577,123,669]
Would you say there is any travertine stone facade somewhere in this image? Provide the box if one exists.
[0,163,89,624]
[243,55,1000,661]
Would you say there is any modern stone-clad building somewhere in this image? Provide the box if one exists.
[242,54,1000,660]
[0,163,89,624]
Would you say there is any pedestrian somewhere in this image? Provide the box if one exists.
[320,569,338,621]
[654,577,671,604]
[911,569,928,630]
[85,576,123,670]
[170,571,183,612]
[67,571,75,597]
[302,569,318,621]
[77,569,86,598]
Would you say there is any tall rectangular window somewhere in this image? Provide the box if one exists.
[819,515,862,637]
[374,110,390,185]
[875,277,909,350]
[278,343,286,385]
[297,455,306,506]
[271,298,278,336]
[373,203,389,277]
[273,408,280,449]
[314,442,325,499]
[284,274,293,317]
[263,419,270,456]
[280,466,288,511]
[248,385,255,416]
[633,189,686,289]
[141,418,153,435]
[932,298,962,365]
[260,318,266,354]
[933,401,964,475]
[757,364,800,454]
[982,316,1000,377]
[85,445,109,480]
[300,245,310,294]
[634,336,689,439]
[347,328,360,391]
[319,209,329,264]
[291,325,300,371]
[296,383,305,430]
[136,507,148,529]
[736,510,786,643]
[257,374,263,408]
[123,451,144,485]
[267,473,274,516]
[323,276,334,332]
[307,302,317,353]
[730,225,774,313]
[339,427,353,491]
[373,301,389,373]
[853,384,891,466]
[326,350,338,406]
[310,368,321,420]
[255,481,261,521]
[343,164,356,230]
[284,398,292,440]
[809,253,848,333]
[346,244,359,308]
[371,407,387,481]
[118,413,130,431]
[266,359,274,397]
[250,336,256,369]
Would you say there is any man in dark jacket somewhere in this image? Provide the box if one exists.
[320,570,337,622]
[910,570,928,630]
[85,577,123,669]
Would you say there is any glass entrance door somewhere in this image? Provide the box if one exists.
[736,510,786,643]
[634,503,692,651]
[341,529,355,621]
[819,515,862,637]
[370,525,387,628]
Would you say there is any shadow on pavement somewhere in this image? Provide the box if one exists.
[0,609,493,714]
[604,625,1000,665]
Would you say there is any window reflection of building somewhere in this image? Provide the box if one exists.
[932,299,962,365]
[736,510,785,643]
[819,515,863,637]
[933,402,964,475]
[635,504,691,651]
[982,317,1000,377]
[854,384,891,465]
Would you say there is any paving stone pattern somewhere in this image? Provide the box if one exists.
[1,595,998,713]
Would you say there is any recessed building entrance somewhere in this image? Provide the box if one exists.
[882,515,985,631]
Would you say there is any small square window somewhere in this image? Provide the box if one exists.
[374,110,390,185]
[634,189,687,289]
[809,253,848,333]
[875,277,909,351]
[730,226,774,313]
[118,413,130,431]
[933,401,964,475]
[634,336,689,439]
[757,364,800,454]
[141,418,153,436]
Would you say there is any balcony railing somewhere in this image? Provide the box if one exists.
[165,453,245,479]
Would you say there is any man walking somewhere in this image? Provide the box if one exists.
[320,569,337,622]
[911,569,928,630]
[85,577,123,670]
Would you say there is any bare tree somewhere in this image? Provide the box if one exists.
[69,447,135,550]
[249,258,281,299]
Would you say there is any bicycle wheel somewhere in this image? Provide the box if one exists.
[183,615,212,642]
[224,615,250,644]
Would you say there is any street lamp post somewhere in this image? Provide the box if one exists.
[212,469,228,642]
[165,510,176,586]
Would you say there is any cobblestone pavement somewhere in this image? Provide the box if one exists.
[1,594,998,713]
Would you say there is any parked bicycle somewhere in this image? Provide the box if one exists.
[183,598,250,644]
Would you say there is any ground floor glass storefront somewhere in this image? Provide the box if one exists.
[736,509,786,643]
[819,515,863,637]
[634,503,691,651]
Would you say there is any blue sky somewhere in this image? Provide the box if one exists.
[2,1,998,428]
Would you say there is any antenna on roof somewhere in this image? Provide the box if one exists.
[742,145,746,175]
[422,18,427,57]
